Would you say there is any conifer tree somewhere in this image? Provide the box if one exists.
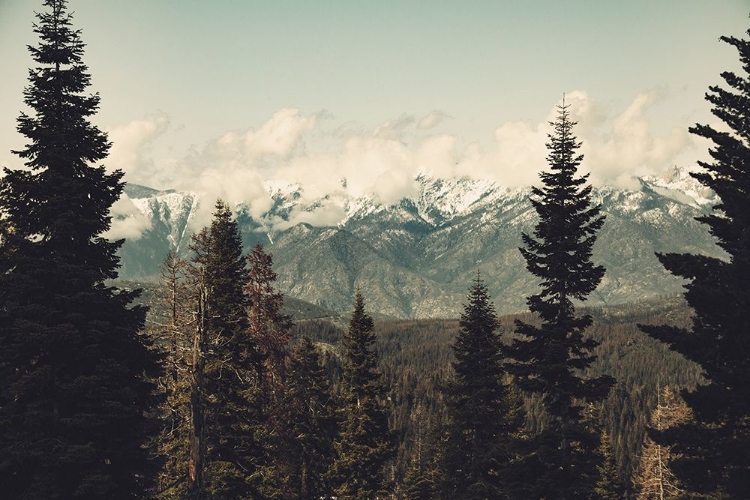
[443,273,520,499]
[280,337,338,500]
[246,243,291,390]
[594,427,627,499]
[153,252,192,499]
[633,386,689,500]
[505,100,612,499]
[328,291,394,499]
[190,201,264,498]
[0,1,160,497]
[639,27,750,499]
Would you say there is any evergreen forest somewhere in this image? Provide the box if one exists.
[1,1,749,499]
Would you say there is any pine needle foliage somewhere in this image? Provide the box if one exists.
[328,291,394,499]
[442,273,520,499]
[505,100,612,499]
[639,27,750,499]
[0,1,160,497]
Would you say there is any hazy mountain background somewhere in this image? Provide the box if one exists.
[117,166,723,318]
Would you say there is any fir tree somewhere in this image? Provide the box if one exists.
[505,100,612,499]
[639,28,750,499]
[245,243,291,390]
[328,290,394,499]
[191,201,264,498]
[443,272,520,499]
[153,252,192,499]
[0,1,160,498]
[280,337,338,500]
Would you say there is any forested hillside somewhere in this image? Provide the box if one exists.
[289,294,700,496]
[1,1,748,499]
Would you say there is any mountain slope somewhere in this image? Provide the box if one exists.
[117,167,724,318]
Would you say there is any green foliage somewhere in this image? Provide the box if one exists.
[442,273,521,499]
[639,27,750,499]
[277,338,338,499]
[328,291,394,499]
[0,1,160,497]
[197,201,265,498]
[505,101,612,498]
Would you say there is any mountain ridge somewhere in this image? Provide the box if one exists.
[118,166,723,318]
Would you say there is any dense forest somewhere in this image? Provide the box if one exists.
[1,1,749,499]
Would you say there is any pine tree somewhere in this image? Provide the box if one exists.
[505,100,612,499]
[442,272,520,499]
[245,243,291,390]
[190,201,264,498]
[280,337,338,500]
[153,252,192,499]
[0,1,160,498]
[639,28,750,499]
[328,290,394,499]
[595,426,627,500]
[633,386,690,500]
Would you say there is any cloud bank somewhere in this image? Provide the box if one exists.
[109,91,700,237]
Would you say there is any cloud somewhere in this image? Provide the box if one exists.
[417,110,449,130]
[214,107,317,159]
[104,193,152,241]
[106,113,170,185]
[110,91,698,233]
[577,90,694,186]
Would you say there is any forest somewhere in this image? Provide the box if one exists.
[0,1,749,499]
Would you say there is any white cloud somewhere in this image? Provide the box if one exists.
[106,113,170,185]
[104,193,152,241]
[108,91,699,233]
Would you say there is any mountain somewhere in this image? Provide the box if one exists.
[118,166,724,318]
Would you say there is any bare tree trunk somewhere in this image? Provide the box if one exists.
[188,281,207,500]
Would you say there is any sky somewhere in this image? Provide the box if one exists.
[0,0,748,236]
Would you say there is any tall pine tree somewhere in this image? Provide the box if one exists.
[328,290,394,499]
[190,200,265,499]
[280,338,338,500]
[442,272,520,499]
[0,1,160,498]
[505,100,612,499]
[639,27,750,498]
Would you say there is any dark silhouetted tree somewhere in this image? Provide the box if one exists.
[442,273,521,499]
[639,27,750,499]
[328,291,394,499]
[0,1,160,498]
[278,337,339,499]
[505,100,612,499]
[191,201,264,499]
[246,242,291,391]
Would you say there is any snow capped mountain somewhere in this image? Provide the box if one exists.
[117,167,725,318]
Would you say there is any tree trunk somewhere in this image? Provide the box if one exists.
[188,282,207,500]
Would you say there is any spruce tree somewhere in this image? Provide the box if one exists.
[639,28,750,498]
[191,200,264,498]
[328,290,394,499]
[245,243,291,390]
[505,100,612,499]
[0,1,160,498]
[281,338,338,500]
[443,273,520,499]
[153,252,192,499]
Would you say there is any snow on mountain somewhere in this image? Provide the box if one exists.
[118,166,725,317]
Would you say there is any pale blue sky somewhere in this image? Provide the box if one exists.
[0,1,748,205]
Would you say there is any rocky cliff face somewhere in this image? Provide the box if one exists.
[118,167,724,318]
